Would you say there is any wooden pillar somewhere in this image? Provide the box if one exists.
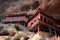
[48,26,51,36]
[38,26,39,34]
[38,15,40,34]
[54,30,57,40]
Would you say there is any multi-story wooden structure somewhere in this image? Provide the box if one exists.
[1,13,28,25]
[27,8,60,35]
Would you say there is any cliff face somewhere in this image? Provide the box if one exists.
[0,0,40,15]
[39,0,60,18]
[0,0,60,18]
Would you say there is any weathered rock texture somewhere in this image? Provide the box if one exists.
[39,0,60,18]
[0,0,60,18]
[0,24,17,36]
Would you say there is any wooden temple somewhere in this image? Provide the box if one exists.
[27,8,60,35]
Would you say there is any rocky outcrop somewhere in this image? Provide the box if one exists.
[0,0,60,18]
[0,36,12,40]
[39,0,60,18]
[0,24,17,36]
[11,31,35,40]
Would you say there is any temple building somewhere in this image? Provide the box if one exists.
[27,8,60,36]
[1,13,28,26]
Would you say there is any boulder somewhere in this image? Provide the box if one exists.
[11,31,35,40]
[0,36,11,40]
[28,34,42,40]
[0,24,17,36]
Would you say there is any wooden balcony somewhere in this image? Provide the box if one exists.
[29,20,40,30]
